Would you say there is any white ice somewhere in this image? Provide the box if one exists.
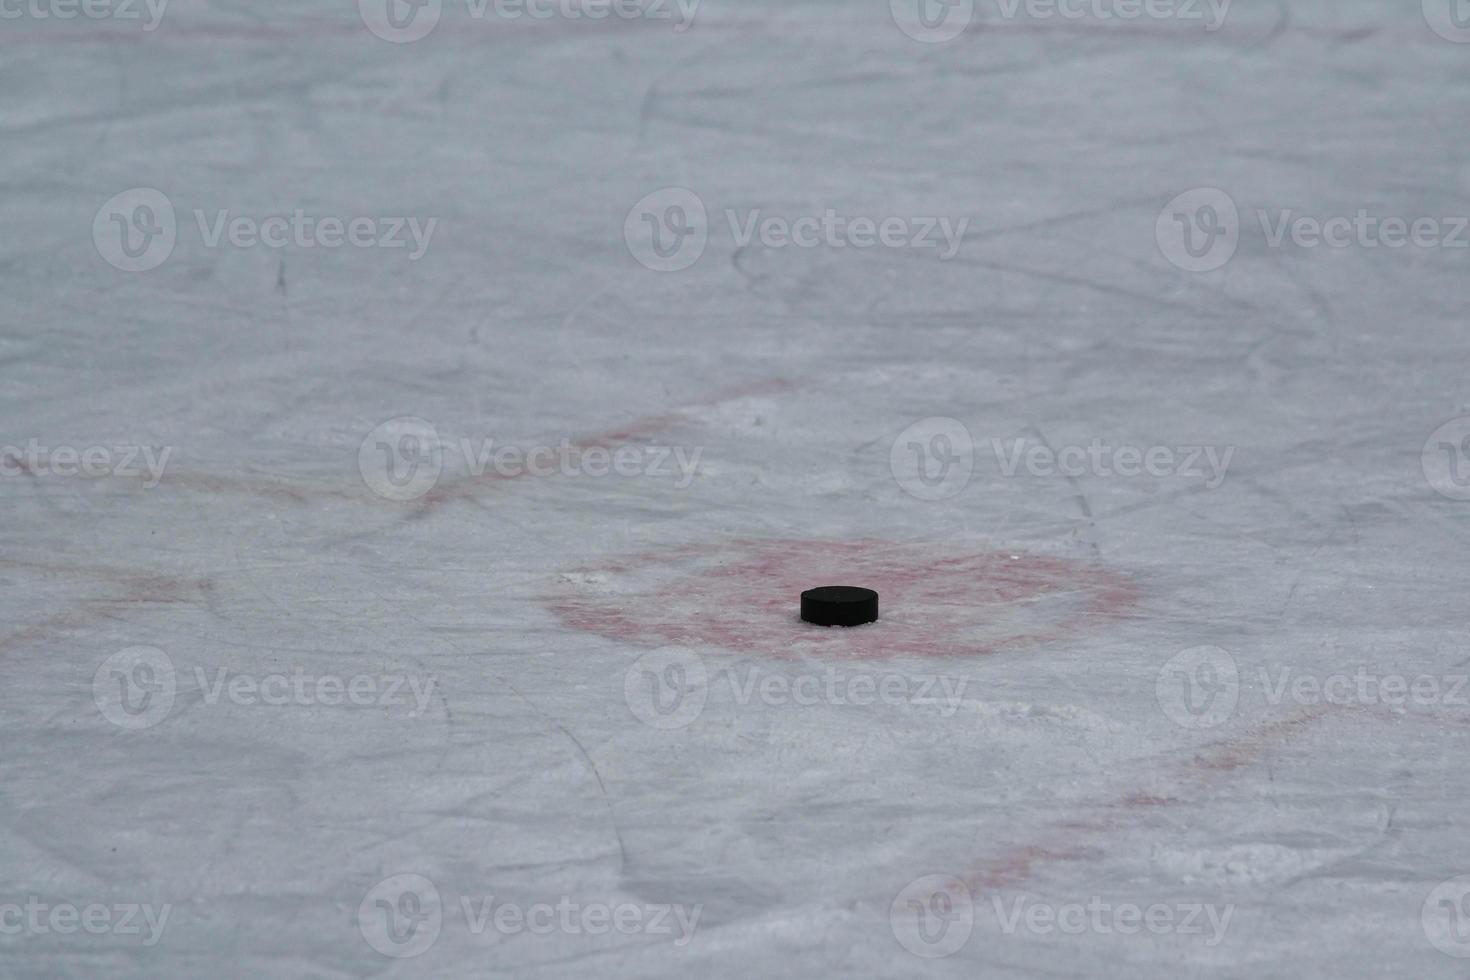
[4,0,1470,976]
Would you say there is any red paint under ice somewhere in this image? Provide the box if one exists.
[548,538,1138,661]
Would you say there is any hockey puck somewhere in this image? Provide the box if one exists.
[800,586,879,627]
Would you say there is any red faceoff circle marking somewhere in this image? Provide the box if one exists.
[548,539,1138,661]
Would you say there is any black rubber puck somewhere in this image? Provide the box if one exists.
[800,586,879,627]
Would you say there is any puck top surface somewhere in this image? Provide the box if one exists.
[800,586,879,627]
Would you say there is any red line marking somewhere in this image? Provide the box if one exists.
[0,558,213,655]
[2,379,794,653]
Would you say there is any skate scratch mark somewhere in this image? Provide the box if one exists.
[1024,422,1098,557]
[395,603,630,875]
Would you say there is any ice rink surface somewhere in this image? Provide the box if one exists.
[5,0,1470,975]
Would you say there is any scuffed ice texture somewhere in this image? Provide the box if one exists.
[3,0,1470,976]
